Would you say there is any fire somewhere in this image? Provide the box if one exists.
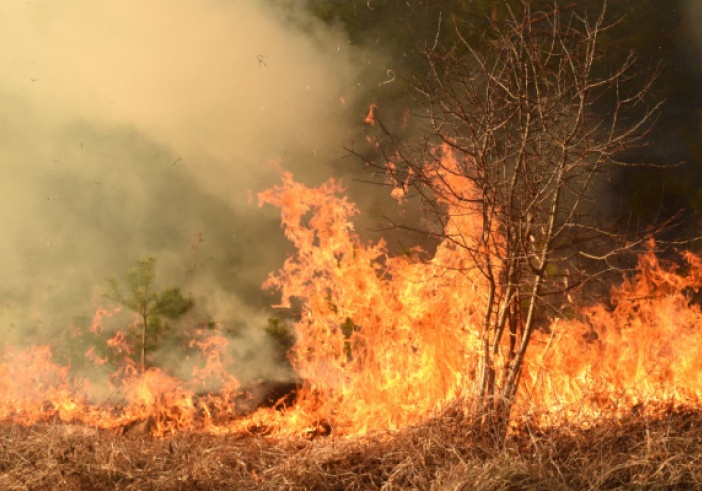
[521,244,702,424]
[0,345,86,425]
[364,103,378,125]
[0,313,249,436]
[257,171,483,434]
[254,168,702,432]
[2,162,702,437]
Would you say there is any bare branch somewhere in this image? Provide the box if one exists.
[355,0,671,435]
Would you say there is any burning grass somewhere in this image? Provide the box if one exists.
[4,172,702,488]
[4,173,702,439]
[2,404,702,490]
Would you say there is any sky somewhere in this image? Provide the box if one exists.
[0,0,388,376]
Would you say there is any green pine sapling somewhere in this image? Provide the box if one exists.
[105,257,194,373]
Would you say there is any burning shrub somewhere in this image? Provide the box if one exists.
[352,0,664,432]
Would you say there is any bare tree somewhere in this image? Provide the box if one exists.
[361,1,663,432]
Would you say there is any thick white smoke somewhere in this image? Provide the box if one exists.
[0,0,376,382]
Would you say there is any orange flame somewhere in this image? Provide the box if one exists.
[364,103,378,125]
[257,165,702,433]
[521,243,702,424]
[2,156,702,437]
[257,169,492,434]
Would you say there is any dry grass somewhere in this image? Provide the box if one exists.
[2,405,702,490]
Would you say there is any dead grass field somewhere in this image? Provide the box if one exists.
[2,405,702,490]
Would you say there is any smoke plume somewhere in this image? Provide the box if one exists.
[0,0,377,382]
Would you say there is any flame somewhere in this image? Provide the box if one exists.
[256,165,702,433]
[2,154,702,437]
[89,306,119,334]
[521,244,702,424]
[364,103,377,125]
[0,319,248,436]
[0,345,86,425]
[256,162,506,435]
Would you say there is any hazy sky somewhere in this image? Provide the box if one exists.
[0,0,378,356]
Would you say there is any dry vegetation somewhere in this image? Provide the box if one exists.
[2,404,702,490]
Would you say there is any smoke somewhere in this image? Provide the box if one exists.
[0,0,375,381]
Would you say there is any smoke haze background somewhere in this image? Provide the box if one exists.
[3,0,700,387]
[0,0,395,380]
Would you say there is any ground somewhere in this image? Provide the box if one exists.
[2,403,702,490]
